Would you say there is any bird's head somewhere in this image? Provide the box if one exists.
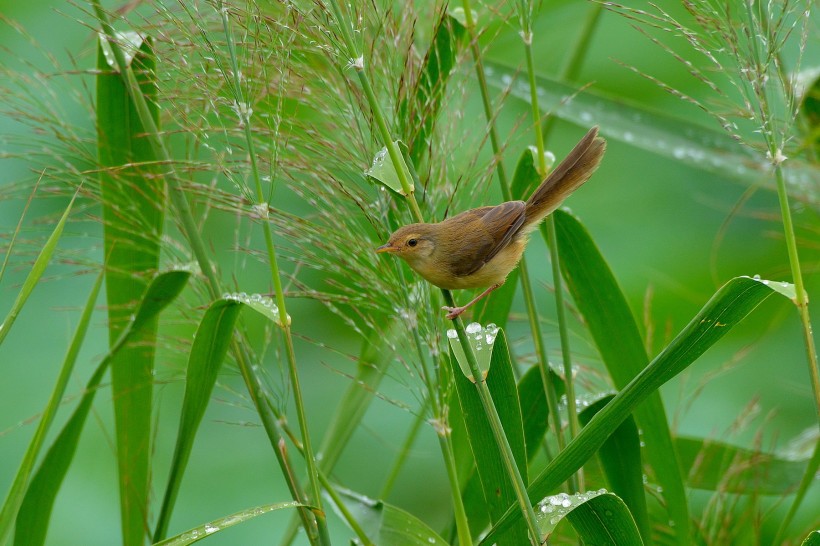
[375,224,437,267]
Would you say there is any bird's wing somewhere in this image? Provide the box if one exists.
[454,201,526,277]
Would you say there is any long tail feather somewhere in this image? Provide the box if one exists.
[524,126,606,225]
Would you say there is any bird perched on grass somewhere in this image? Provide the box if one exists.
[377,126,606,319]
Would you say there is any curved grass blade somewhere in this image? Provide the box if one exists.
[153,502,303,546]
[554,209,687,540]
[676,436,810,494]
[578,395,649,543]
[98,32,164,546]
[0,268,104,543]
[278,326,400,546]
[773,437,820,545]
[518,364,565,462]
[0,192,76,348]
[482,275,789,543]
[450,329,528,545]
[13,271,189,546]
[0,174,41,285]
[334,489,448,546]
[802,530,820,546]
[484,61,818,198]
[154,299,243,541]
[457,364,565,541]
[366,140,414,196]
[402,8,466,164]
[798,70,819,154]
[536,491,644,545]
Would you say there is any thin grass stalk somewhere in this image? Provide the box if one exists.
[0,267,104,544]
[379,405,426,499]
[326,0,473,540]
[737,0,819,417]
[408,318,472,546]
[317,473,373,546]
[443,290,541,545]
[459,0,567,465]
[0,172,40,285]
[217,6,330,544]
[517,0,583,494]
[773,163,820,413]
[326,1,543,541]
[90,5,321,542]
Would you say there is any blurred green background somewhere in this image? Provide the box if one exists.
[1,1,818,544]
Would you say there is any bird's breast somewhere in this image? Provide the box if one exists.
[410,238,527,290]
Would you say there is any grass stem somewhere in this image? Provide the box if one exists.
[443,290,542,545]
[218,5,329,543]
[91,4,324,542]
[459,0,566,469]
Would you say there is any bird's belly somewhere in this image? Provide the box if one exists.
[417,240,525,290]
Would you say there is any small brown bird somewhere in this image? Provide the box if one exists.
[377,127,606,319]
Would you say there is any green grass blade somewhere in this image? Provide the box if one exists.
[799,71,819,155]
[0,175,40,285]
[97,32,164,546]
[773,437,820,544]
[536,491,644,545]
[154,299,243,541]
[458,364,565,540]
[13,271,189,546]
[402,9,466,164]
[0,193,76,348]
[802,530,820,546]
[335,489,448,546]
[278,327,399,546]
[554,209,688,540]
[153,502,303,546]
[484,61,818,191]
[450,329,529,544]
[676,436,810,494]
[0,268,104,543]
[518,364,565,461]
[578,395,649,543]
[483,275,788,543]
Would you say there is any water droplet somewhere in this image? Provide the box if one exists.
[465,322,481,334]
[446,329,458,339]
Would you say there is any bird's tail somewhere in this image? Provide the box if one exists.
[524,126,606,226]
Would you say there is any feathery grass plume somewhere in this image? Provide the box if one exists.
[604,1,816,176]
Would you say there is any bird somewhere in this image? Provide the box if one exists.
[376,126,606,319]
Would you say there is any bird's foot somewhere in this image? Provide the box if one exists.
[442,305,467,320]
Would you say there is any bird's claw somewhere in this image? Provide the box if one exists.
[442,306,465,320]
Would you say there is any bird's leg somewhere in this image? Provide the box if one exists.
[443,282,504,320]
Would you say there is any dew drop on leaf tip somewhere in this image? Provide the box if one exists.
[465,322,481,334]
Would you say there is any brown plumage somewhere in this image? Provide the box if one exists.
[377,126,607,318]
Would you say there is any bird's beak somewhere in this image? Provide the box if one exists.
[375,243,396,254]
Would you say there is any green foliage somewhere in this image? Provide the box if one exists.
[335,489,449,545]
[0,194,76,347]
[537,491,644,545]
[13,271,190,546]
[578,396,649,544]
[154,502,304,546]
[155,299,242,541]
[554,208,688,541]
[485,276,792,543]
[449,330,528,544]
[97,32,165,546]
[0,1,817,545]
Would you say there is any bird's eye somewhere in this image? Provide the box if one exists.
[407,238,418,247]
